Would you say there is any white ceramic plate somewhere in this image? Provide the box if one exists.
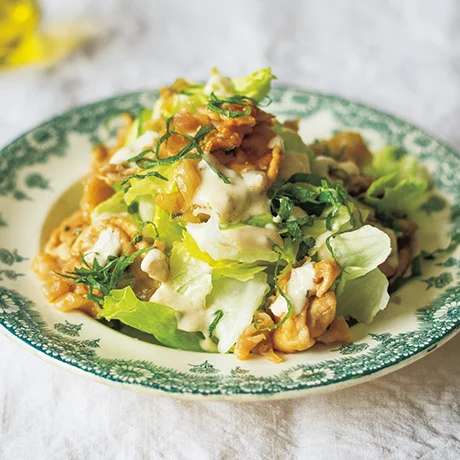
[1,86,459,401]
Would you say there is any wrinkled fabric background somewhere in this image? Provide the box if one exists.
[0,1,459,459]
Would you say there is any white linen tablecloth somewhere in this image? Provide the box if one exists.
[1,1,459,458]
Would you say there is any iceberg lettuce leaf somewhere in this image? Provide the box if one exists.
[168,240,212,291]
[181,232,266,282]
[213,264,266,282]
[152,79,206,120]
[232,67,276,102]
[123,167,172,205]
[150,241,213,336]
[154,206,184,250]
[186,215,281,263]
[124,108,154,146]
[245,214,275,228]
[207,273,269,353]
[203,68,236,97]
[151,68,276,122]
[336,268,390,323]
[271,123,314,165]
[362,147,430,214]
[364,146,430,182]
[329,225,391,281]
[100,286,203,351]
[304,203,367,259]
[365,172,428,214]
[91,191,130,224]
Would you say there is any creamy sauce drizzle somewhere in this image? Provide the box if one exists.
[84,228,122,267]
[192,155,270,224]
[150,263,213,335]
[270,261,316,317]
[109,130,159,165]
[141,248,170,282]
[187,215,282,263]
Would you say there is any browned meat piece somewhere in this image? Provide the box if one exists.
[234,311,281,362]
[306,291,337,338]
[311,259,341,298]
[316,316,352,344]
[272,307,315,353]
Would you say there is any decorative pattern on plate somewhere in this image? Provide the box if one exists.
[331,343,369,355]
[188,361,220,375]
[422,273,453,290]
[0,269,24,281]
[25,173,50,190]
[437,257,460,269]
[0,87,459,398]
[0,248,26,266]
[54,320,83,337]
[0,92,149,200]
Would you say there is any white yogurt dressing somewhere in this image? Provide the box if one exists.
[150,264,212,328]
[221,224,283,255]
[150,259,216,351]
[270,260,316,317]
[84,228,122,267]
[192,154,270,224]
[187,214,282,263]
[140,248,170,282]
[109,130,159,165]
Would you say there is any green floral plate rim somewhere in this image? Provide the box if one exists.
[0,86,459,401]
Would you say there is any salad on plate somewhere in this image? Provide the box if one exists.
[32,68,430,362]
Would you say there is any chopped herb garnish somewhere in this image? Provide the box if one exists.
[297,237,316,260]
[256,246,293,331]
[121,170,168,188]
[136,220,160,239]
[318,180,354,231]
[209,310,224,337]
[270,182,321,218]
[277,196,294,221]
[269,173,358,260]
[285,216,315,243]
[210,145,237,155]
[127,117,229,184]
[57,246,151,305]
[325,235,342,269]
[206,93,256,118]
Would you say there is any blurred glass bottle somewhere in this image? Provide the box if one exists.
[0,0,41,68]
